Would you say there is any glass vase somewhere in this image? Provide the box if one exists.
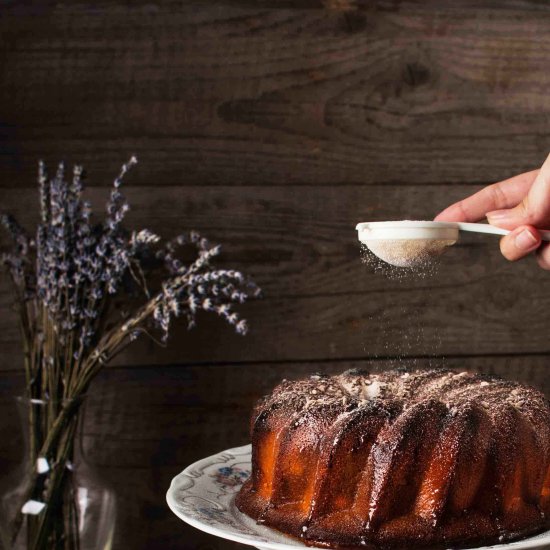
[0,396,116,550]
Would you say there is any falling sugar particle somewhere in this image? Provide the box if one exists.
[359,239,444,369]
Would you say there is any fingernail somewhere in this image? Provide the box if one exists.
[487,210,509,221]
[515,229,538,251]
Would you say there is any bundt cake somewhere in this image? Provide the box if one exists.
[235,368,550,548]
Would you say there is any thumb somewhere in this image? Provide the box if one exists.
[487,153,550,230]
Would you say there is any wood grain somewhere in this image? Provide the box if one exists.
[2,2,550,549]
[1,2,550,189]
[0,186,550,369]
[1,185,550,371]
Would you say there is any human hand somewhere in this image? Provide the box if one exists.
[434,153,550,269]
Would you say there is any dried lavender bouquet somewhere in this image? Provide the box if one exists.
[0,158,260,549]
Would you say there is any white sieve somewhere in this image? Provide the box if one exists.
[356,220,550,268]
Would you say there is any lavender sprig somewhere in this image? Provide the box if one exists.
[1,157,260,374]
[0,214,33,290]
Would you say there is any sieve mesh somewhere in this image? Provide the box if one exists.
[365,239,456,268]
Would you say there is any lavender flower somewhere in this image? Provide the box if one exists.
[0,214,33,290]
[1,157,260,367]
[38,160,49,224]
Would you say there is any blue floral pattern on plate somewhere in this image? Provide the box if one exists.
[212,465,250,490]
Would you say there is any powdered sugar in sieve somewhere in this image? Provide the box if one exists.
[356,221,460,268]
[365,238,456,268]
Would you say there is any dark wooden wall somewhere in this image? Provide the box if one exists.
[1,2,550,548]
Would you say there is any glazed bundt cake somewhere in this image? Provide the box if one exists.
[236,368,550,548]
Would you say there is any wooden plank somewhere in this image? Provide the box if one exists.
[1,185,550,371]
[0,184,536,296]
[2,3,550,188]
[3,274,550,368]
[1,355,548,548]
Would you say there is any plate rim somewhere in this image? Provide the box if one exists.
[166,444,307,549]
[166,445,550,550]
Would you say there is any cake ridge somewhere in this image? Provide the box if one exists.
[236,367,550,549]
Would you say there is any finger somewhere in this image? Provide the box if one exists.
[526,152,550,222]
[536,242,550,270]
[499,225,541,262]
[434,169,538,223]
[487,153,550,229]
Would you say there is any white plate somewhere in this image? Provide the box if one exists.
[166,445,550,550]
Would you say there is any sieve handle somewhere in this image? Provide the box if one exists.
[456,222,550,242]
